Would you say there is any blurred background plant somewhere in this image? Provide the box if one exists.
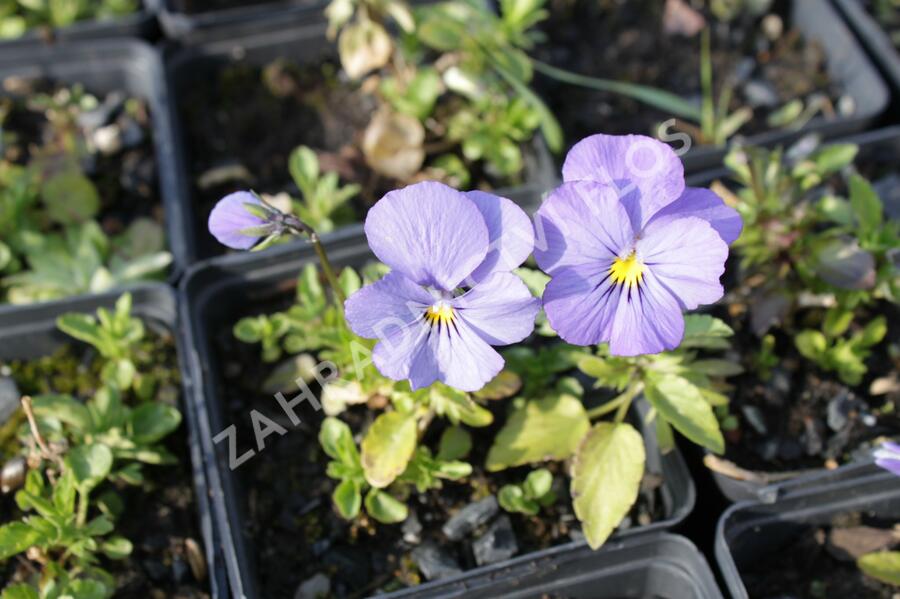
[0,0,138,39]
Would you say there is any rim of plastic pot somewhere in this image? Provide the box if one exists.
[164,17,557,265]
[0,37,192,292]
[676,0,889,173]
[0,0,159,52]
[386,532,724,599]
[714,468,900,599]
[683,124,900,503]
[0,282,226,599]
[832,0,900,97]
[177,237,696,599]
[157,0,325,41]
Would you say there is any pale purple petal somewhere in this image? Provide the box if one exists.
[344,272,433,338]
[365,182,489,290]
[562,134,685,228]
[208,191,266,250]
[541,262,620,346]
[463,191,534,285]
[608,269,685,356]
[647,187,743,245]
[407,317,504,392]
[533,180,634,274]
[452,272,540,345]
[637,216,728,310]
[372,320,430,383]
[875,457,900,477]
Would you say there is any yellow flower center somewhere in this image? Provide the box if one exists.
[424,302,455,326]
[609,252,645,289]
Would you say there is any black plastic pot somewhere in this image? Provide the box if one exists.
[715,467,900,599]
[686,125,900,503]
[165,18,557,263]
[833,0,900,97]
[179,237,696,599]
[0,283,225,598]
[0,39,191,287]
[0,0,159,52]
[538,0,888,173]
[157,0,324,41]
[387,532,723,599]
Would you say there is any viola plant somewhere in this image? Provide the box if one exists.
[852,442,900,588]
[0,294,195,598]
[718,142,899,385]
[0,83,171,304]
[210,131,741,564]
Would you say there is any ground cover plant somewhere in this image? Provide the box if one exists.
[0,78,171,304]
[0,294,208,598]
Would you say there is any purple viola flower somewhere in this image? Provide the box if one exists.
[874,441,900,477]
[534,134,742,356]
[345,182,540,392]
[208,191,270,250]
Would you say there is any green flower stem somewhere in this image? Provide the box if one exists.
[531,59,703,122]
[311,234,347,307]
[586,381,644,422]
[700,27,715,142]
[76,490,89,527]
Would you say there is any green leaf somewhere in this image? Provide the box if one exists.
[100,536,133,559]
[288,145,319,194]
[523,468,552,499]
[486,393,590,471]
[43,170,100,225]
[84,515,115,537]
[823,308,854,338]
[498,484,538,515]
[857,551,900,586]
[655,417,676,454]
[364,489,409,524]
[571,422,645,549]
[333,479,362,519]
[680,315,734,349]
[361,411,417,488]
[319,417,360,467]
[0,584,40,599]
[689,359,744,377]
[813,143,858,175]
[437,426,472,461]
[56,313,105,350]
[857,316,887,348]
[644,374,724,453]
[473,370,522,400]
[31,394,92,432]
[848,174,882,235]
[130,403,182,444]
[0,522,43,560]
[67,444,113,493]
[52,469,76,516]
[795,330,827,360]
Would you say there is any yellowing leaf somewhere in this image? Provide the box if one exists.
[858,551,900,586]
[361,411,417,488]
[486,394,589,471]
[571,422,645,549]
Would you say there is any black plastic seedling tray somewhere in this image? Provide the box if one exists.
[0,283,225,598]
[388,532,724,599]
[0,39,191,286]
[165,18,556,263]
[178,237,696,599]
[833,0,900,98]
[157,0,323,41]
[716,468,900,599]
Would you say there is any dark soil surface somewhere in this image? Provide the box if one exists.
[177,55,536,259]
[534,0,843,152]
[213,290,667,598]
[0,329,209,598]
[0,77,163,238]
[742,513,900,598]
